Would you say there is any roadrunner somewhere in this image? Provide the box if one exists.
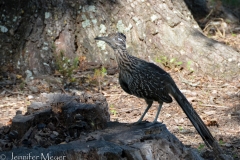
[95,32,215,149]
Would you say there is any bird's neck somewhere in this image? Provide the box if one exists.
[114,47,133,69]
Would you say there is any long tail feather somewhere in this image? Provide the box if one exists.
[170,85,215,148]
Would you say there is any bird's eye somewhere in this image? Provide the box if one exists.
[118,38,123,41]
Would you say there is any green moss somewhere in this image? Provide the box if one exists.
[109,104,117,116]
[155,56,183,70]
[197,143,205,151]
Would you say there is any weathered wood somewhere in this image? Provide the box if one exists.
[2,122,204,160]
[10,93,110,139]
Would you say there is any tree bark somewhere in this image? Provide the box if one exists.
[0,0,239,79]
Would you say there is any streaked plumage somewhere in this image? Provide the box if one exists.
[95,32,216,149]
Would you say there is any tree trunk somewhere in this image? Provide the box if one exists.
[0,0,239,79]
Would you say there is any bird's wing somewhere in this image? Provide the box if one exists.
[119,77,131,94]
[136,61,173,103]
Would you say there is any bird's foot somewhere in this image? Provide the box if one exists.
[145,120,162,126]
[132,120,147,125]
[146,121,157,126]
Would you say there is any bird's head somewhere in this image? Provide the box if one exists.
[95,32,126,49]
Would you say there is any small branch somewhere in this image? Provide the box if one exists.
[102,92,130,97]
[203,83,230,89]
[2,87,27,96]
[236,90,240,95]
[56,82,67,94]
[204,9,213,21]
[178,75,200,87]
[118,107,142,113]
[199,104,228,109]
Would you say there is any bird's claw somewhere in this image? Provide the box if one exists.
[131,120,148,125]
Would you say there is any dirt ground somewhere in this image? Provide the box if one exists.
[0,65,240,158]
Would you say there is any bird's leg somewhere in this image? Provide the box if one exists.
[152,101,163,123]
[136,100,153,123]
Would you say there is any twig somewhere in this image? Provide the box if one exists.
[2,87,27,96]
[178,75,200,87]
[56,82,67,94]
[235,90,240,95]
[204,9,213,21]
[35,75,66,94]
[204,83,229,88]
[103,93,130,97]
[118,107,142,113]
[199,104,228,109]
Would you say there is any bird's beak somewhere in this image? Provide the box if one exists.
[94,36,111,44]
[95,36,116,49]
